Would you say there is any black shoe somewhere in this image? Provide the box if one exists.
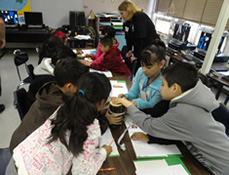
[0,104,5,113]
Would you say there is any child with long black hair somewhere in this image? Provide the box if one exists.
[119,39,166,109]
[8,72,112,175]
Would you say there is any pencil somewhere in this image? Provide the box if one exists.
[109,139,114,146]
[99,168,116,172]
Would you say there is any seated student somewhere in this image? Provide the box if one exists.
[10,57,89,153]
[37,36,65,64]
[34,44,76,76]
[118,39,166,109]
[6,73,112,175]
[27,46,77,106]
[80,37,131,77]
[85,25,119,60]
[116,62,229,175]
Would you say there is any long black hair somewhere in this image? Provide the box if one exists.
[49,72,111,156]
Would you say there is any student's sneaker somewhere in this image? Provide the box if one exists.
[0,104,5,113]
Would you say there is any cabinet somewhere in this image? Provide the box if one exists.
[96,13,125,50]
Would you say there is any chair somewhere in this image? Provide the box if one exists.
[13,49,35,89]
[0,147,11,175]
[13,88,30,120]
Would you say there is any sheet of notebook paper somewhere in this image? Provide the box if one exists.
[124,117,181,158]
[110,80,128,97]
[99,128,119,157]
[136,164,189,175]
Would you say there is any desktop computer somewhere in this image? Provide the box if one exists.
[168,23,191,51]
[0,10,19,30]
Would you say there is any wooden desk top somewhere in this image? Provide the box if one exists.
[207,73,229,87]
[98,74,213,175]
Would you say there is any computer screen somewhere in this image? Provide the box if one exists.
[0,10,18,25]
[197,32,212,51]
[24,12,43,25]
[173,24,191,42]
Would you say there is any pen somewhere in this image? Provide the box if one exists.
[109,139,114,146]
[99,168,116,172]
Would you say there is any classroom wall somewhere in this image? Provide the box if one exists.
[82,0,155,18]
[30,0,83,28]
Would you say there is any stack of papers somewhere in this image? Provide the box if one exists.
[109,80,128,97]
[74,35,91,40]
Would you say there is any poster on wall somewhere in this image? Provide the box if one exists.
[0,0,31,23]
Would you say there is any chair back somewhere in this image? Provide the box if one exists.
[0,147,11,175]
[14,88,29,120]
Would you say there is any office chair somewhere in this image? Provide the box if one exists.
[13,87,30,120]
[14,49,35,89]
[0,147,11,175]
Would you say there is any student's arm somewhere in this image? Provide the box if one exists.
[90,54,108,71]
[0,18,6,49]
[124,68,142,100]
[133,90,162,109]
[71,122,107,175]
[126,105,192,141]
[91,42,103,60]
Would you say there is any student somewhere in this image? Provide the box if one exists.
[7,72,112,175]
[85,25,119,60]
[118,0,160,74]
[34,44,76,76]
[116,62,229,175]
[28,45,78,106]
[10,57,89,153]
[119,39,166,109]
[80,37,131,77]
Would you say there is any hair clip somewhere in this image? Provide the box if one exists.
[78,89,85,96]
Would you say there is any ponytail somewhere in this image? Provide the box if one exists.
[49,72,111,156]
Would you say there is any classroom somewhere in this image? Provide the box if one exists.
[0,0,229,175]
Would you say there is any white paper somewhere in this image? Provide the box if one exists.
[136,164,189,175]
[89,69,112,77]
[74,35,91,40]
[134,159,168,171]
[109,80,128,97]
[100,128,119,156]
[124,118,181,158]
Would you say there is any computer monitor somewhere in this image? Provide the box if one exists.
[24,12,43,25]
[197,31,212,51]
[0,10,18,25]
[173,24,191,43]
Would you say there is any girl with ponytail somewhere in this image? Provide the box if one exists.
[10,72,112,175]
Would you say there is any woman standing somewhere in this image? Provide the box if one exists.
[118,0,160,75]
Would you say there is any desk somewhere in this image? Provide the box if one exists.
[6,30,51,43]
[98,74,213,175]
[207,73,229,105]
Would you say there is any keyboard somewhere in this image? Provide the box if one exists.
[184,54,202,64]
[166,47,178,55]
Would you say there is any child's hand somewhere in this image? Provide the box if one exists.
[85,54,91,58]
[102,145,112,158]
[79,60,91,67]
[131,101,137,106]
[118,94,126,98]
[105,110,123,125]
[130,55,137,63]
[114,98,133,108]
[131,132,149,142]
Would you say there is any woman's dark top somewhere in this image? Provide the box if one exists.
[123,12,160,60]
